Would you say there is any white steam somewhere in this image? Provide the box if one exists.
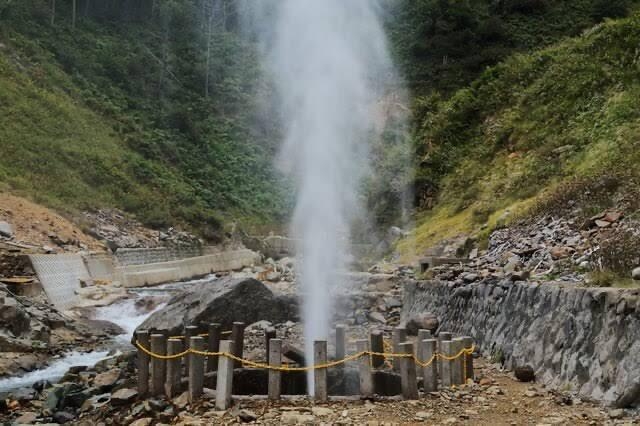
[242,0,398,393]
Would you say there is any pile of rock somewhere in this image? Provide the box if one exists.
[424,210,636,285]
[82,209,202,250]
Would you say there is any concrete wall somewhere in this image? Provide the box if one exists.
[402,279,640,408]
[115,249,260,288]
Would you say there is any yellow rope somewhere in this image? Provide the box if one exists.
[135,340,475,372]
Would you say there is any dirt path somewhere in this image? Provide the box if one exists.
[124,360,638,425]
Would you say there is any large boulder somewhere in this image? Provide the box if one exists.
[134,278,298,338]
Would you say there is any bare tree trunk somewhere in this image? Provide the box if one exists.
[84,0,90,17]
[51,0,56,26]
[72,0,77,29]
[204,0,214,98]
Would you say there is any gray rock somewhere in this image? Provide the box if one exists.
[135,278,298,338]
[403,312,439,335]
[111,388,138,405]
[632,267,640,280]
[53,411,76,424]
[514,366,535,382]
[14,412,38,424]
[368,311,386,324]
[0,221,13,238]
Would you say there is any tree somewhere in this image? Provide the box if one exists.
[50,0,55,26]
[71,0,76,29]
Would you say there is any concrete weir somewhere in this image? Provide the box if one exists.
[402,279,640,408]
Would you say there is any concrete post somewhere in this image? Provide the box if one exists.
[264,327,276,363]
[188,336,205,403]
[421,339,438,392]
[206,323,221,373]
[392,327,407,372]
[417,329,431,362]
[370,330,384,368]
[268,338,282,400]
[231,322,245,368]
[356,340,373,397]
[150,333,167,396]
[165,338,183,398]
[452,337,465,385]
[313,340,328,402]
[399,342,418,400]
[335,325,346,361]
[136,330,150,397]
[438,331,452,379]
[441,340,453,388]
[216,340,234,410]
[184,325,198,376]
[462,336,474,383]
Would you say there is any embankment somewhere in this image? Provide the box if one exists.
[402,279,640,407]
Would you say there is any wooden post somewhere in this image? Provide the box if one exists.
[421,339,438,392]
[438,331,452,379]
[268,338,282,400]
[399,342,418,399]
[207,323,221,373]
[264,326,276,363]
[189,336,205,403]
[184,325,198,376]
[335,325,346,361]
[216,340,234,410]
[451,337,464,385]
[231,322,245,368]
[416,329,431,363]
[314,340,328,402]
[165,338,183,398]
[150,333,167,396]
[370,330,384,368]
[392,327,407,372]
[136,330,150,397]
[441,340,453,388]
[356,340,373,397]
[462,336,474,383]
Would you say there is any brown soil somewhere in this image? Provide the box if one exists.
[147,360,637,425]
[0,192,104,252]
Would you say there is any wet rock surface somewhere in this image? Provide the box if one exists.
[135,278,299,336]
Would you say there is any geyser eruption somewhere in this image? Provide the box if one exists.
[243,1,399,393]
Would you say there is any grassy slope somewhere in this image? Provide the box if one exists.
[0,4,290,237]
[401,13,640,255]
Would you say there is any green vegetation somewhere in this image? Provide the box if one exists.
[0,1,291,237]
[402,11,640,254]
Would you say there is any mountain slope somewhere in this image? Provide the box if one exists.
[0,2,290,237]
[404,12,640,253]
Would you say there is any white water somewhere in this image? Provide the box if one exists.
[0,288,169,393]
[0,350,110,393]
[242,1,397,393]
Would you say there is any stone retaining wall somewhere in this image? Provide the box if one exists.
[402,279,640,408]
[114,246,219,266]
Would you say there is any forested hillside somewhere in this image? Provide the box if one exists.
[1,0,639,243]
[401,9,640,253]
[0,0,289,238]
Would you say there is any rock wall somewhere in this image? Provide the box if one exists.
[114,246,217,266]
[402,279,640,408]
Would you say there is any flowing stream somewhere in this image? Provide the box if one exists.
[0,276,201,393]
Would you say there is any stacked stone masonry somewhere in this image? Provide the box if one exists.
[402,279,640,408]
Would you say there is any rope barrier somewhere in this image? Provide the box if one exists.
[135,340,475,372]
[168,330,233,340]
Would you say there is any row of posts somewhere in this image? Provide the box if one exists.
[136,323,474,409]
